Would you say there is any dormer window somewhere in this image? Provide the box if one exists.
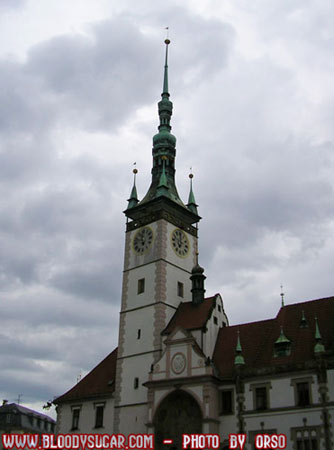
[274,327,291,357]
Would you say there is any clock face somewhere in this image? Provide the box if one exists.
[171,229,189,257]
[133,227,153,255]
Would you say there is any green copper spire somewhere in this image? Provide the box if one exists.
[234,331,245,366]
[314,317,325,354]
[127,167,139,209]
[163,38,169,96]
[125,39,200,228]
[139,39,184,206]
[187,172,198,214]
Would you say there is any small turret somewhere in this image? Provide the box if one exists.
[299,310,308,328]
[234,331,245,366]
[190,262,206,305]
[127,167,139,209]
[314,317,325,354]
[187,172,198,215]
[274,326,291,357]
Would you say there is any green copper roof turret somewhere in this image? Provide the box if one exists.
[274,326,291,357]
[314,317,325,354]
[275,327,290,344]
[234,332,245,366]
[187,173,198,214]
[127,168,139,209]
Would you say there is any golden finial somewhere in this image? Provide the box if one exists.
[165,26,170,44]
[133,162,138,175]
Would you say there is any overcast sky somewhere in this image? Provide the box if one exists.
[1,0,333,418]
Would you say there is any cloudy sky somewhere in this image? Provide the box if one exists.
[1,0,333,418]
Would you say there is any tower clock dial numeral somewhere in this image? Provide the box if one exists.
[171,229,189,257]
[133,227,154,255]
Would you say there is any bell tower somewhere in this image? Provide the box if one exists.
[113,39,200,435]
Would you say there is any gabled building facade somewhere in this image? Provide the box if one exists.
[55,41,334,450]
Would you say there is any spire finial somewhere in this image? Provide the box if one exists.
[133,162,138,178]
[163,34,170,97]
[280,285,285,307]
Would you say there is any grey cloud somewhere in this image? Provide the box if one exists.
[0,0,25,10]
[24,20,160,132]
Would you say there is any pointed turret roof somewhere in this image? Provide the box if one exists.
[234,331,245,366]
[187,173,198,214]
[127,168,139,209]
[314,317,325,354]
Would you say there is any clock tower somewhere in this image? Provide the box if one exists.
[113,39,201,434]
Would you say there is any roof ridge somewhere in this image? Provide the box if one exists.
[228,317,276,328]
[277,296,334,314]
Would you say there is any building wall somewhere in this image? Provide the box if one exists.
[56,398,114,435]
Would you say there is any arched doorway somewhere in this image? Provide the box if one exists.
[154,390,202,450]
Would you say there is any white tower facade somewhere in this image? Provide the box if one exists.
[113,40,201,434]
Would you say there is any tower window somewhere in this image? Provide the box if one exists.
[137,329,141,339]
[213,316,218,325]
[137,278,145,294]
[177,282,184,298]
[134,377,139,389]
[218,305,221,312]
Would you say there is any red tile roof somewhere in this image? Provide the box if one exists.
[162,295,218,334]
[213,297,334,378]
[55,348,117,404]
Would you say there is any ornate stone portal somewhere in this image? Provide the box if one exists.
[154,391,202,450]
